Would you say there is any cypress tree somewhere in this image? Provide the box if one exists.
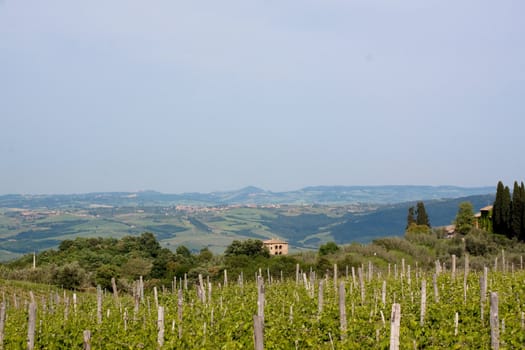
[511,181,523,239]
[416,201,430,227]
[493,181,506,234]
[502,185,512,237]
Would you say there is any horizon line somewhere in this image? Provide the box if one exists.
[0,184,496,197]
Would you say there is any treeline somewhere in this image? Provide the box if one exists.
[2,232,201,290]
[493,180,525,240]
[2,227,525,291]
[0,234,299,291]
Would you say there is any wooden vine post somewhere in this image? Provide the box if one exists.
[433,274,439,303]
[333,264,338,293]
[390,303,401,350]
[27,300,37,350]
[480,271,487,321]
[177,289,183,339]
[490,292,499,350]
[451,254,456,280]
[420,279,426,326]
[257,276,265,323]
[253,315,264,350]
[318,279,324,315]
[454,312,459,336]
[359,267,365,303]
[97,285,102,324]
[198,274,206,303]
[0,301,5,349]
[382,280,387,306]
[111,277,118,301]
[339,281,347,340]
[157,306,165,348]
[463,254,469,304]
[83,330,91,350]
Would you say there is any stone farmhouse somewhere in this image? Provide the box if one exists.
[263,239,288,255]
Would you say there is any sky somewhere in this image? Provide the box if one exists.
[0,0,524,194]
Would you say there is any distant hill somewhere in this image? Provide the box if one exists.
[0,185,494,208]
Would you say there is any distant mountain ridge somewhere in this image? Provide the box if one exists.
[0,185,494,209]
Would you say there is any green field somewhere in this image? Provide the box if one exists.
[0,206,349,260]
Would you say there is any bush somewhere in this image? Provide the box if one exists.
[465,236,493,256]
[319,242,339,256]
[53,261,89,290]
[95,264,120,290]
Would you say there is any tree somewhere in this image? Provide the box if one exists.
[502,185,512,236]
[493,181,504,233]
[454,201,474,235]
[139,232,161,258]
[511,181,523,239]
[198,247,213,263]
[121,256,153,280]
[176,245,192,258]
[150,248,177,280]
[224,239,270,258]
[53,261,88,290]
[416,202,430,227]
[319,241,339,256]
[406,206,416,230]
[493,181,512,237]
[96,264,120,290]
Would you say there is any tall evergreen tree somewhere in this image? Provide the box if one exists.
[493,181,511,235]
[511,181,523,239]
[415,201,430,227]
[503,185,512,237]
[406,206,416,229]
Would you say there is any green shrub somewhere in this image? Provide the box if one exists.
[318,242,339,256]
[52,261,89,290]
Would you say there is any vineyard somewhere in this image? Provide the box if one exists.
[1,256,524,349]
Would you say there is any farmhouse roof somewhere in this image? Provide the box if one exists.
[263,238,288,244]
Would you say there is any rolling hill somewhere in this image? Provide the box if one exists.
[0,185,493,208]
[0,185,495,260]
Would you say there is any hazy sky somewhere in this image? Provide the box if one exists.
[1,0,524,194]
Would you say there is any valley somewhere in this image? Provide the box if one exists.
[0,186,495,261]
